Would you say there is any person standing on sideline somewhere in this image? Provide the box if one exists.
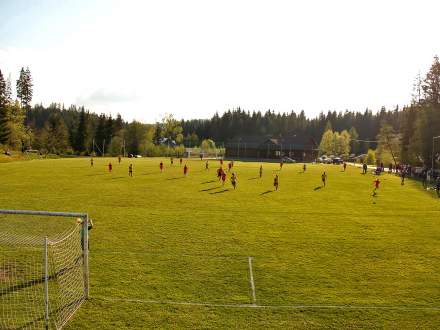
[274,174,279,191]
[118,155,122,164]
[401,171,406,185]
[343,162,347,171]
[129,163,133,177]
[321,171,327,187]
[303,164,306,172]
[90,158,94,167]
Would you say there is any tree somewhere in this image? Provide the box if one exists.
[75,108,88,152]
[201,139,216,150]
[45,113,69,154]
[16,67,33,109]
[5,101,26,149]
[319,129,334,155]
[422,56,440,105]
[376,123,401,166]
[348,127,359,154]
[161,114,183,144]
[366,149,376,165]
[0,69,10,144]
[336,130,351,156]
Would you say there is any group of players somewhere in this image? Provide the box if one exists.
[88,156,440,197]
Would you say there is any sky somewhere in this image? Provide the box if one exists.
[0,0,439,123]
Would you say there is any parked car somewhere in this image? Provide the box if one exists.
[332,157,343,164]
[282,156,296,163]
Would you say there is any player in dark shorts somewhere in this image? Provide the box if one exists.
[108,162,112,172]
[343,162,347,171]
[221,171,227,185]
[170,157,174,166]
[205,160,209,170]
[160,161,164,172]
[303,164,306,172]
[231,173,237,189]
[401,171,406,185]
[259,165,263,178]
[321,172,327,187]
[90,158,94,167]
[274,174,279,191]
[280,160,283,170]
[128,164,133,177]
[118,156,121,164]
[362,163,368,174]
[217,167,223,180]
[180,158,183,166]
[184,164,188,176]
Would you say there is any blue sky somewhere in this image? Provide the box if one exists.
[1,0,439,123]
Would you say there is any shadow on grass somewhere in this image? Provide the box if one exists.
[314,186,323,191]
[248,177,259,180]
[210,189,230,194]
[86,173,105,176]
[201,180,216,184]
[200,186,220,192]
[109,176,125,180]
[167,177,185,180]
[260,190,273,195]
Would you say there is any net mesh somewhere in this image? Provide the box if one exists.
[0,213,87,330]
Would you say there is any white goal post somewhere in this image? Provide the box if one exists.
[0,209,89,330]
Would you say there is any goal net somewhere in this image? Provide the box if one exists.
[0,210,89,330]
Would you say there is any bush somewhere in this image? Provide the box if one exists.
[366,149,376,165]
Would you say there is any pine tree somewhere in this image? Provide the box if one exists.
[75,108,88,152]
[0,69,10,144]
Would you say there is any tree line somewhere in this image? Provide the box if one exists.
[1,56,439,166]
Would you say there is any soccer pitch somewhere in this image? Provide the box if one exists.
[1,158,439,329]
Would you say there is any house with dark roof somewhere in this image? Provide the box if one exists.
[225,135,318,161]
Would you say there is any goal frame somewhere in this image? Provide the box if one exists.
[0,209,89,329]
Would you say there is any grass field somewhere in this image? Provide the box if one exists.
[1,157,439,329]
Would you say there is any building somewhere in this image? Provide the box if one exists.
[225,135,318,161]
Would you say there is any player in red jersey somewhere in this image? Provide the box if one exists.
[160,161,164,172]
[184,164,188,176]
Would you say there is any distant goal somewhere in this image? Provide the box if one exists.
[0,209,90,330]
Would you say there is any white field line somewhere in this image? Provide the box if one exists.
[248,256,257,305]
[94,296,440,311]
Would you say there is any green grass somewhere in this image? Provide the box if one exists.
[0,157,439,329]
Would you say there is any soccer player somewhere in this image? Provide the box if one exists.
[303,164,306,172]
[108,162,112,172]
[228,162,232,172]
[436,177,440,197]
[160,161,164,172]
[205,160,209,170]
[231,172,237,189]
[217,167,223,181]
[129,164,133,177]
[118,155,122,164]
[362,163,368,174]
[373,178,380,196]
[221,171,227,185]
[321,171,327,187]
[259,165,263,178]
[280,159,284,170]
[274,174,279,191]
[184,164,188,176]
[343,162,347,171]
[90,158,94,167]
[220,158,223,166]
[170,157,174,166]
[401,171,406,185]
[180,158,183,166]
